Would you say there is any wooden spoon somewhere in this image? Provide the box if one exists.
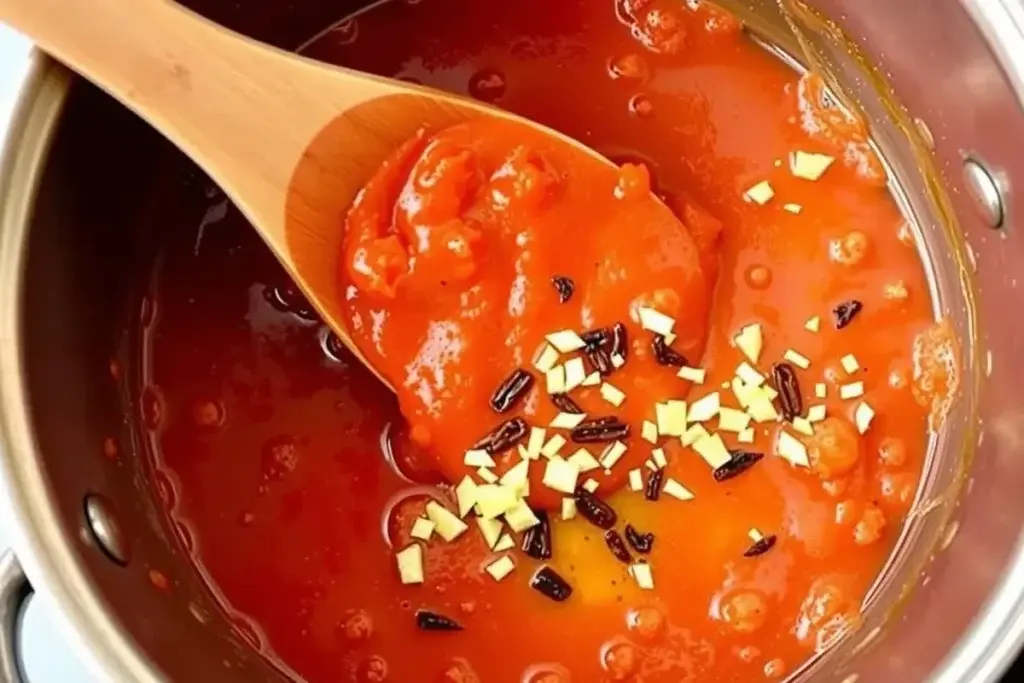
[0,0,682,388]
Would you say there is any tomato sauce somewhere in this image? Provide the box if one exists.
[143,1,960,681]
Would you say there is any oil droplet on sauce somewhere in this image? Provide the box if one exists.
[141,386,164,430]
[628,93,654,118]
[468,70,507,102]
[744,264,773,290]
[522,665,570,683]
[626,605,666,641]
[149,569,170,591]
[338,609,374,642]
[438,658,480,682]
[600,638,639,680]
[151,469,177,509]
[357,655,389,682]
[191,398,225,428]
[608,53,651,82]
[102,436,118,461]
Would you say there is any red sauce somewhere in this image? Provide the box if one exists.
[144,1,960,681]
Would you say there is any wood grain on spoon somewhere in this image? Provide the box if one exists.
[0,0,687,389]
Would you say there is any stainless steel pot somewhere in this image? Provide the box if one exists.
[1,0,1023,681]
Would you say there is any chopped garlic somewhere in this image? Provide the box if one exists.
[600,382,626,407]
[681,423,709,447]
[840,354,860,374]
[663,478,695,501]
[546,330,586,353]
[561,498,577,521]
[748,528,765,543]
[652,448,668,469]
[485,555,515,581]
[736,362,766,387]
[611,353,626,369]
[747,390,780,423]
[542,456,580,494]
[734,324,764,363]
[600,441,628,470]
[744,180,775,205]
[410,517,436,541]
[477,467,498,484]
[567,448,601,473]
[534,345,559,373]
[790,150,835,181]
[630,562,655,589]
[525,427,546,460]
[628,469,644,492]
[805,316,821,332]
[500,460,530,494]
[677,366,706,383]
[840,381,865,399]
[738,428,755,444]
[540,434,566,458]
[688,392,722,423]
[854,402,875,434]
[731,377,755,408]
[474,484,519,519]
[550,412,587,430]
[426,501,469,541]
[807,404,827,422]
[646,459,657,471]
[493,533,515,552]
[792,417,815,436]
[719,406,753,433]
[776,430,809,468]
[504,500,540,532]
[663,331,677,345]
[454,477,478,518]
[464,449,495,468]
[476,517,503,549]
[583,479,600,493]
[396,545,424,585]
[783,349,811,369]
[693,433,731,469]
[581,371,602,386]
[564,357,587,391]
[815,382,827,399]
[783,203,803,214]
[546,366,566,394]
[638,307,676,336]
[656,400,688,436]
[641,420,659,444]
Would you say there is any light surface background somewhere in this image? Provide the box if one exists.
[1,23,102,683]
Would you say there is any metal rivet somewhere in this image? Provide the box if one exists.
[84,494,130,566]
[963,158,1005,229]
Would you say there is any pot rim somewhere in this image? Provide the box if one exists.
[0,53,163,683]
[1,3,1024,680]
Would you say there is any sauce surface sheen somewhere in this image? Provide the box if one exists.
[142,1,959,681]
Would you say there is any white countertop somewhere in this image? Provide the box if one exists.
[1,23,101,683]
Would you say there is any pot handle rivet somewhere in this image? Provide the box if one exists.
[963,157,1005,229]
[0,552,31,683]
[84,494,130,567]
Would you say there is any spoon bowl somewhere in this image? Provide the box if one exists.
[0,0,686,388]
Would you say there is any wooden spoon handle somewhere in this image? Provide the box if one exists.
[0,0,394,226]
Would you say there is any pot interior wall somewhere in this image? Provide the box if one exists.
[11,1,1024,682]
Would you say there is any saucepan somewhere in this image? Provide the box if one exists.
[1,0,1023,681]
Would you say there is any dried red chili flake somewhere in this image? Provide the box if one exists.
[489,368,534,413]
[551,275,575,303]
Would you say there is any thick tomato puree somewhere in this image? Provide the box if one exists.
[140,1,960,682]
